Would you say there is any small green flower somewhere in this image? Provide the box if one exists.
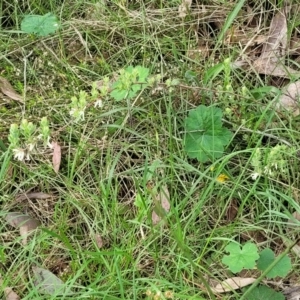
[40,117,50,146]
[8,124,20,148]
[20,119,36,140]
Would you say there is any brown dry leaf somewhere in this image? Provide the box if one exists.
[0,76,23,103]
[51,141,61,173]
[253,61,300,78]
[94,233,104,249]
[225,27,266,46]
[178,0,192,18]
[32,266,69,295]
[277,81,300,116]
[5,212,40,245]
[282,236,300,258]
[291,244,300,257]
[226,199,238,222]
[1,274,20,300]
[287,211,300,226]
[289,36,300,55]
[4,288,20,300]
[5,212,41,229]
[212,277,256,293]
[260,8,288,60]
[16,192,53,201]
[151,185,170,225]
[253,6,300,77]
[283,285,300,300]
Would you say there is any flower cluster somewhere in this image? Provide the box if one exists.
[69,90,88,122]
[8,117,51,161]
[250,145,293,180]
[145,289,173,300]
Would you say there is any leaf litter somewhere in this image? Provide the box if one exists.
[151,185,170,225]
[0,76,23,103]
[252,5,300,77]
[16,191,53,201]
[0,275,21,300]
[5,212,40,245]
[32,266,71,295]
[94,233,104,248]
[211,277,256,293]
[4,288,21,300]
[277,81,300,116]
[51,141,61,173]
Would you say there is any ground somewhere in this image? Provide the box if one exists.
[1,1,300,299]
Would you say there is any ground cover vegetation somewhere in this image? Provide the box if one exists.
[1,0,300,299]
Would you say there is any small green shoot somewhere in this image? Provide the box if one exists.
[184,105,233,163]
[134,193,149,222]
[69,91,88,122]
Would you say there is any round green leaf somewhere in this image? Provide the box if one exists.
[222,242,259,273]
[21,13,59,37]
[245,285,284,300]
[184,105,233,162]
[257,248,292,278]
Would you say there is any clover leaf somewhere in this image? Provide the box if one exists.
[222,242,259,273]
[184,105,233,162]
[245,285,284,300]
[21,13,59,37]
[257,248,291,278]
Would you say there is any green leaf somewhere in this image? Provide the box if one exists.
[222,242,259,273]
[184,105,233,162]
[257,248,291,278]
[244,285,284,300]
[203,62,224,84]
[21,13,59,37]
[250,86,280,100]
[0,139,7,151]
[185,70,197,83]
[110,66,149,101]
[110,89,128,101]
[135,66,149,82]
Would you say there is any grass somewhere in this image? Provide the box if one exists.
[1,0,300,299]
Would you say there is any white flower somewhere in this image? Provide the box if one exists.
[251,172,260,180]
[27,143,35,152]
[47,136,53,149]
[70,108,85,121]
[25,152,31,160]
[69,108,76,116]
[94,99,103,108]
[264,166,273,176]
[13,148,26,161]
